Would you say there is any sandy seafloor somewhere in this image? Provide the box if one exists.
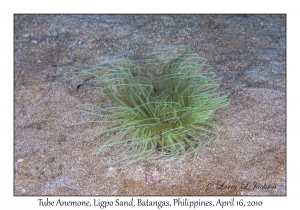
[14,15,286,196]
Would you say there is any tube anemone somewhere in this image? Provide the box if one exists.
[68,46,229,165]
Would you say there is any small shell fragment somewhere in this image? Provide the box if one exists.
[17,159,25,163]
[145,164,160,185]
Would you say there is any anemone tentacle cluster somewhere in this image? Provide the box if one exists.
[69,46,229,165]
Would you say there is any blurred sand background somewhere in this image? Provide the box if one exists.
[14,14,286,195]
